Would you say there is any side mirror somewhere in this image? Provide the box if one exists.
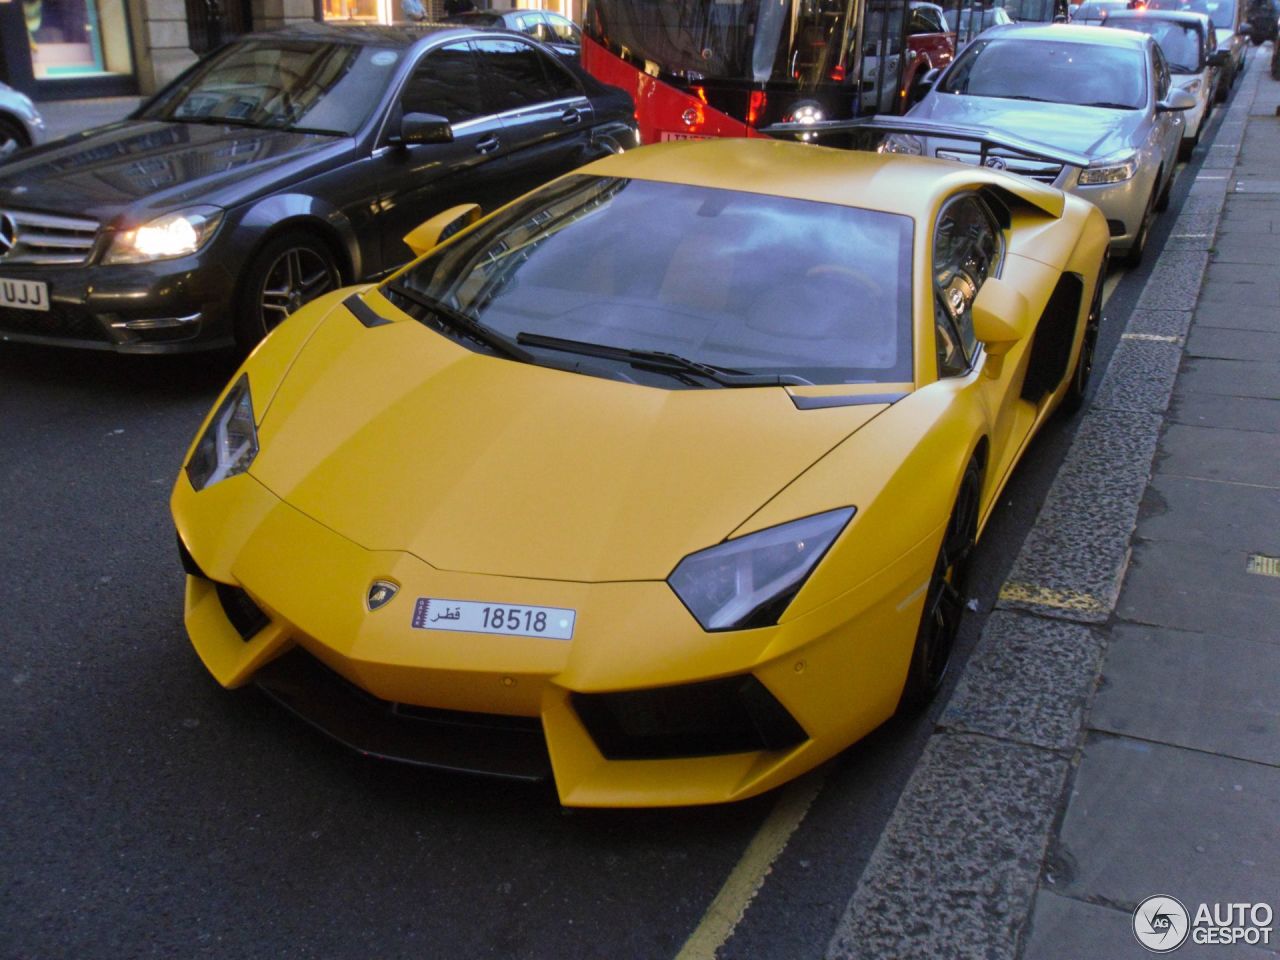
[972,277,1033,369]
[1157,88,1198,112]
[395,112,454,147]
[1208,50,1228,67]
[1238,22,1253,36]
[909,68,941,104]
[403,203,483,258]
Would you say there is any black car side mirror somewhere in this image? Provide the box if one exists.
[1237,21,1253,35]
[1208,49,1228,66]
[395,112,454,147]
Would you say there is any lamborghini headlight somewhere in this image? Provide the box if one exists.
[185,374,258,491]
[668,508,855,631]
[105,206,223,264]
[1078,153,1139,185]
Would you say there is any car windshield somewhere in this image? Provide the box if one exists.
[1103,17,1203,70]
[1148,0,1234,29]
[389,175,914,386]
[1071,0,1129,20]
[938,37,1148,108]
[138,38,401,136]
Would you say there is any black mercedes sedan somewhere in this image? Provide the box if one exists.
[0,23,635,353]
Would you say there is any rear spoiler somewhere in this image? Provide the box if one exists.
[759,115,1094,171]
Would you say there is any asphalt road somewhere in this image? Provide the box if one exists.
[0,103,1224,959]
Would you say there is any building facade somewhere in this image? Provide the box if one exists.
[0,0,575,100]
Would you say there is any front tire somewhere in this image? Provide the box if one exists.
[1125,186,1157,267]
[234,230,341,352]
[1060,255,1106,415]
[897,459,981,715]
[0,116,30,160]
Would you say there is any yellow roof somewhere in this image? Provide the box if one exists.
[580,138,1065,219]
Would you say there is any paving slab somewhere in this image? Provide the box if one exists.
[1118,538,1280,638]
[826,734,1066,960]
[1192,300,1280,332]
[1213,217,1278,236]
[1090,623,1280,767]
[1196,279,1280,308]
[1186,326,1280,362]
[999,410,1163,623]
[1203,232,1280,265]
[1155,423,1280,486]
[1168,392,1280,433]
[1023,891,1280,960]
[940,612,1104,753]
[1051,734,1280,906]
[1138,474,1280,548]
[1174,357,1280,400]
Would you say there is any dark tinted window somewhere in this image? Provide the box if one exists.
[393,176,915,386]
[402,42,485,123]
[939,37,1148,108]
[474,39,578,110]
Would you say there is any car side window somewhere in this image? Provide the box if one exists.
[932,194,1002,377]
[473,38,580,112]
[546,14,582,44]
[909,7,943,33]
[401,42,485,123]
[1153,45,1171,99]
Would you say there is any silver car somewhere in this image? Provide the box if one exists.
[904,23,1193,264]
[0,83,46,161]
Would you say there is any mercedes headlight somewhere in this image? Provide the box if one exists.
[1078,153,1138,185]
[105,206,223,264]
[668,508,855,631]
[186,374,258,491]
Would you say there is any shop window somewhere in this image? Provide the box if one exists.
[24,0,134,80]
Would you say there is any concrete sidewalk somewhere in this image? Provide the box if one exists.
[829,51,1280,960]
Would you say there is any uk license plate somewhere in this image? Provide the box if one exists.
[658,131,711,142]
[411,598,576,640]
[0,278,49,312]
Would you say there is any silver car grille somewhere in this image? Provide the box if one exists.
[934,147,1065,185]
[0,209,100,265]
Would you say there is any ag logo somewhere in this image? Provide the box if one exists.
[983,156,1008,170]
[366,579,399,611]
[1134,895,1190,953]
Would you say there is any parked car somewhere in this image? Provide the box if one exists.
[172,138,1108,806]
[0,82,45,161]
[0,24,635,354]
[1146,0,1250,99]
[902,23,1193,264]
[1243,0,1278,41]
[1099,10,1221,157]
[946,5,1015,44]
[862,1,957,113]
[443,9,582,60]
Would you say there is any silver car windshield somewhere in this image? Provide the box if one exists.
[392,175,915,386]
[939,38,1148,109]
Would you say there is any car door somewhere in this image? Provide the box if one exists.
[371,40,515,273]
[471,38,594,199]
[1150,43,1182,176]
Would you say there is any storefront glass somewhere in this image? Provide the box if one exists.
[23,0,134,80]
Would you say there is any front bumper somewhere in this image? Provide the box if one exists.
[0,251,237,353]
[1071,172,1155,252]
[173,470,935,807]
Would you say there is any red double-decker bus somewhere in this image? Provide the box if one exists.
[581,0,1061,144]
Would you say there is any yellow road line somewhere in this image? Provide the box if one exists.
[674,770,827,960]
[998,582,1109,616]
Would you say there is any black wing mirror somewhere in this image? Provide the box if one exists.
[393,112,454,147]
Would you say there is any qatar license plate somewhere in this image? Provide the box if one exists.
[659,131,711,142]
[411,597,576,640]
[0,278,49,312]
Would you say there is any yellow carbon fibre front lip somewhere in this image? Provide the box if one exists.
[174,468,940,808]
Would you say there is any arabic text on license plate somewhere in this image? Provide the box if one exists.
[0,278,50,312]
[658,131,711,142]
[411,598,576,640]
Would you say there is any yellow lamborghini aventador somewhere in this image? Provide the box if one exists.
[172,138,1109,807]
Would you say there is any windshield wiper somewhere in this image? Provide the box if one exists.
[515,332,811,388]
[384,282,534,363]
[1080,101,1139,109]
[167,115,266,128]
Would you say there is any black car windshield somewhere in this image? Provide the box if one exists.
[389,175,914,386]
[139,38,401,135]
[1103,17,1203,71]
[939,37,1148,108]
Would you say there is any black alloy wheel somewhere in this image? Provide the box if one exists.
[897,459,982,715]
[0,117,30,161]
[1061,255,1106,415]
[235,231,340,350]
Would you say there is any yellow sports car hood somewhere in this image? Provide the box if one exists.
[249,308,889,583]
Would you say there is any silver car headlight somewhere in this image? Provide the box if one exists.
[105,206,223,264]
[877,133,924,156]
[1180,77,1202,94]
[1078,153,1139,185]
[186,375,259,491]
[668,508,855,631]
